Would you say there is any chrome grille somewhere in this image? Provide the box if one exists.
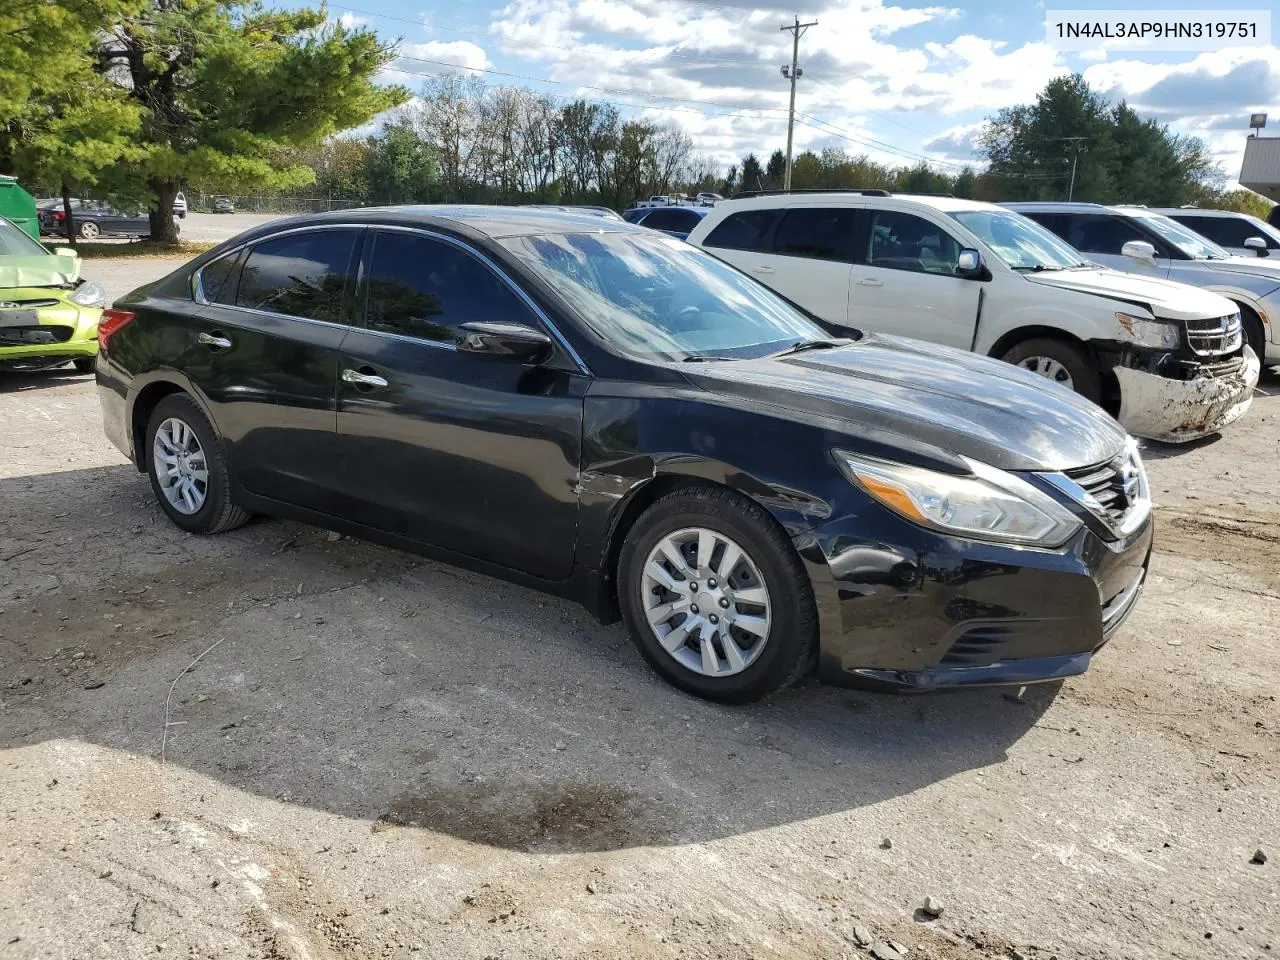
[1063,448,1146,532]
[1186,313,1243,358]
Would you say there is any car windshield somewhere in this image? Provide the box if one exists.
[950,210,1088,270]
[1135,214,1230,260]
[501,231,830,361]
[0,218,48,257]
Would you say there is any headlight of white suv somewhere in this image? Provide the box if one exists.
[1115,312,1180,349]
[834,451,1083,548]
[68,280,106,308]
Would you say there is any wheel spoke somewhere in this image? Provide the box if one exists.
[189,468,208,484]
[696,530,716,571]
[732,585,768,606]
[721,633,747,672]
[659,540,692,576]
[645,598,688,626]
[181,481,197,512]
[717,541,741,580]
[659,617,697,654]
[644,559,682,592]
[734,614,769,638]
[699,633,720,675]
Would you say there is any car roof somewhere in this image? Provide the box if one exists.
[1149,207,1255,219]
[234,205,642,241]
[1003,201,1172,219]
[710,192,1001,214]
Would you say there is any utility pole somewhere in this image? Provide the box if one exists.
[1062,137,1087,201]
[780,16,817,191]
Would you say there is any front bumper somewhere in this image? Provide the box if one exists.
[1113,346,1259,443]
[792,504,1153,692]
[0,301,100,368]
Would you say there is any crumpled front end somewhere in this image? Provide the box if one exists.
[1114,346,1260,443]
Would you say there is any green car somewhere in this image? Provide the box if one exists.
[0,216,105,372]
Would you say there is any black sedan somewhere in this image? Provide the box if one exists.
[44,203,172,240]
[95,206,1152,702]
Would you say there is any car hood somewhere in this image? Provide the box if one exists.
[0,253,80,290]
[1197,255,1280,290]
[1024,267,1236,320]
[682,334,1128,473]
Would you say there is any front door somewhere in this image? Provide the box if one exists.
[187,227,362,512]
[850,208,981,349]
[333,228,585,580]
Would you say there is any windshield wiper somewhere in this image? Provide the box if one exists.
[767,339,847,359]
[682,355,741,363]
[1013,264,1063,272]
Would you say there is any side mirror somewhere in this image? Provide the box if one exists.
[1121,240,1158,267]
[1244,236,1268,256]
[956,248,989,280]
[455,321,552,364]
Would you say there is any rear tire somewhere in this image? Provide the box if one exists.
[78,221,100,240]
[145,393,250,535]
[617,486,818,703]
[1001,337,1102,405]
[72,357,94,373]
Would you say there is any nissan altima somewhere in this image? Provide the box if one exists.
[95,207,1152,702]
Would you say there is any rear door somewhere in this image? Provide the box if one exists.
[697,206,856,325]
[187,226,361,512]
[331,228,586,579]
[849,207,981,348]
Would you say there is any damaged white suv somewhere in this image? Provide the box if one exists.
[687,192,1259,442]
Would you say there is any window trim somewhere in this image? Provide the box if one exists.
[193,222,590,375]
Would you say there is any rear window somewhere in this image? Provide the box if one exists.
[236,229,359,322]
[701,209,783,251]
[641,208,702,232]
[772,208,857,262]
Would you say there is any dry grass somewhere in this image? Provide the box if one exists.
[66,240,215,260]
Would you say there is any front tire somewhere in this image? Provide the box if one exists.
[78,221,100,240]
[145,393,250,534]
[71,357,95,373]
[618,487,818,703]
[1239,305,1268,369]
[1001,337,1102,404]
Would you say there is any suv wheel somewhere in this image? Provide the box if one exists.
[145,394,250,534]
[1238,305,1266,367]
[1001,337,1102,404]
[618,487,817,703]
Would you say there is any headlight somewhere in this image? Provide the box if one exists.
[68,280,106,308]
[1115,312,1179,349]
[834,450,1083,547]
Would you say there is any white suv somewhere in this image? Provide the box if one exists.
[686,192,1259,442]
[1006,202,1280,369]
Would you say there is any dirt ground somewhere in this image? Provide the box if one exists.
[0,257,1277,960]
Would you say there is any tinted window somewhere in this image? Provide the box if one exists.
[641,208,702,232]
[236,230,358,322]
[702,209,783,251]
[1058,215,1149,255]
[1176,215,1275,249]
[772,208,857,262]
[364,232,538,342]
[867,210,961,275]
[198,251,241,304]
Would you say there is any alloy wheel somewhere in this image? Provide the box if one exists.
[152,417,209,515]
[640,526,772,677]
[79,221,100,240]
[1018,355,1075,389]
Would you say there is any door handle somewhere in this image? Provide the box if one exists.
[751,265,775,275]
[855,278,883,287]
[198,331,233,349]
[342,368,388,389]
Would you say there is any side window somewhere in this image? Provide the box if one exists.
[772,208,857,262]
[701,209,783,251]
[866,210,962,275]
[198,250,242,304]
[1060,215,1148,256]
[236,230,359,322]
[363,231,539,343]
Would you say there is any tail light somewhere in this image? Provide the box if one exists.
[53,211,65,221]
[98,308,136,350]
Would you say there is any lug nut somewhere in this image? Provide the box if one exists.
[690,604,699,614]
[709,614,719,624]
[719,597,730,608]
[708,578,717,588]
[689,582,699,592]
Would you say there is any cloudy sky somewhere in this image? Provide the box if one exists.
[331,0,1279,187]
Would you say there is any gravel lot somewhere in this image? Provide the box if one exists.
[1,256,1277,960]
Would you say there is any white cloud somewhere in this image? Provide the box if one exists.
[398,40,493,75]
[337,11,366,28]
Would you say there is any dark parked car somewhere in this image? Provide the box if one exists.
[212,197,235,214]
[622,205,710,239]
[96,206,1152,702]
[44,203,171,240]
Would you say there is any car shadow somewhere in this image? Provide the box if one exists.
[0,367,91,391]
[1,464,1056,855]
